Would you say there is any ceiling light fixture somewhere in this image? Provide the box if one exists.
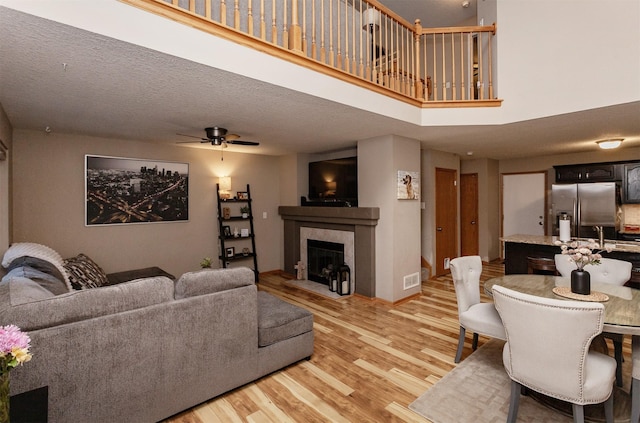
[596,138,623,149]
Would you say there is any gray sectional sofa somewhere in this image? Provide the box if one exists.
[0,243,314,422]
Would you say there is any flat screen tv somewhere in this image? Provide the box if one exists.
[307,157,357,207]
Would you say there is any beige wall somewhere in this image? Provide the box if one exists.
[11,129,282,278]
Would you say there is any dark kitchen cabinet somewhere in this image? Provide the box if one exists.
[624,163,640,203]
[555,163,617,183]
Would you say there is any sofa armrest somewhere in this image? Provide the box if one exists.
[106,266,175,285]
[175,267,255,299]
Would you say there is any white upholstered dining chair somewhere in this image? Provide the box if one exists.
[493,284,616,423]
[555,254,632,386]
[449,256,506,363]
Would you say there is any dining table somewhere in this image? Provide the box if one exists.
[484,274,640,422]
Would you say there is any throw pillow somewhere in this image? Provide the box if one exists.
[1,242,72,291]
[63,254,109,290]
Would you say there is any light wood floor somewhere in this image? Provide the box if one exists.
[163,261,630,423]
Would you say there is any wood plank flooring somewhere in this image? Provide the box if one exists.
[163,261,631,422]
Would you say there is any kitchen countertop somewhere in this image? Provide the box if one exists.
[500,234,640,254]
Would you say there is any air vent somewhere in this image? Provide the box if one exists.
[403,272,421,290]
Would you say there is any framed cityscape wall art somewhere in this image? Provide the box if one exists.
[85,155,189,225]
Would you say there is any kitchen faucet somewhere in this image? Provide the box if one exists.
[594,226,604,247]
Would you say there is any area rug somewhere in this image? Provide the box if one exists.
[409,339,630,423]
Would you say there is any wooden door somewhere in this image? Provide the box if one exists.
[502,172,546,237]
[460,173,479,256]
[435,168,458,276]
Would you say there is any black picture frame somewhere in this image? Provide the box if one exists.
[225,247,235,258]
[85,155,189,225]
[237,191,249,200]
[222,225,231,238]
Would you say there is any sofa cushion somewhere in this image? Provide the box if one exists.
[257,291,313,347]
[63,253,109,290]
[2,242,72,291]
[2,264,69,295]
[175,267,255,299]
[0,275,174,331]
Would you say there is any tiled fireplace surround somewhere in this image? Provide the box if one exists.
[278,206,380,297]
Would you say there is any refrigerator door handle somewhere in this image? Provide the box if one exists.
[575,199,580,238]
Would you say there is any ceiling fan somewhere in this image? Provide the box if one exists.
[178,127,260,147]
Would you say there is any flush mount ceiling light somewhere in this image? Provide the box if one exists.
[596,138,623,149]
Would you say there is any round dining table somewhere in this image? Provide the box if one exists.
[484,274,640,422]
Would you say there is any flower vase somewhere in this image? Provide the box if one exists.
[0,371,9,423]
[571,269,591,295]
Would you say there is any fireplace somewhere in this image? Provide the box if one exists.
[307,239,344,284]
[300,227,355,293]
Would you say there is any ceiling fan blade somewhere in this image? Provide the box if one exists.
[226,133,241,141]
[176,139,209,144]
[177,133,207,140]
[227,140,260,146]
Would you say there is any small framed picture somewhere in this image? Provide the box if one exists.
[237,191,249,200]
[222,225,231,238]
[222,207,231,219]
[225,247,235,258]
[240,228,249,237]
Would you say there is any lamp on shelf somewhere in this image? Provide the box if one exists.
[219,176,232,199]
[362,8,383,59]
[596,138,623,150]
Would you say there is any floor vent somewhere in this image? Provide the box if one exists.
[403,272,421,290]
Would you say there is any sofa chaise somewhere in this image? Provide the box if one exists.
[0,243,314,422]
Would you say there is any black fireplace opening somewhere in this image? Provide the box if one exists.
[307,239,344,284]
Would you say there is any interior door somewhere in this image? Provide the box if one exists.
[460,173,479,256]
[435,168,458,276]
[502,172,546,237]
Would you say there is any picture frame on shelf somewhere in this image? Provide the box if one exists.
[240,228,249,237]
[222,207,231,219]
[225,247,235,258]
[222,225,231,238]
[237,191,249,200]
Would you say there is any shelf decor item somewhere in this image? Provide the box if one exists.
[237,191,249,200]
[0,325,33,423]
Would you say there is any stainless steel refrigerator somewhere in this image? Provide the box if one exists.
[551,182,619,240]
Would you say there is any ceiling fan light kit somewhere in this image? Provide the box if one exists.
[177,126,260,147]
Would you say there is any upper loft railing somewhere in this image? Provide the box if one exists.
[121,0,502,107]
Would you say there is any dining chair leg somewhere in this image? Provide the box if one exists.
[572,403,585,423]
[632,377,640,423]
[507,380,521,423]
[454,326,466,363]
[614,339,624,387]
[472,332,479,351]
[604,393,614,423]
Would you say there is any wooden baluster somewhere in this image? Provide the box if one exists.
[460,32,466,100]
[172,0,179,5]
[363,8,370,80]
[336,0,342,70]
[488,27,494,99]
[351,1,356,74]
[478,31,484,99]
[302,0,307,54]
[221,0,227,26]
[432,34,438,100]
[311,0,317,59]
[289,0,302,51]
[382,16,389,87]
[358,0,363,78]
[189,0,195,13]
[377,10,383,85]
[205,0,212,19]
[271,0,277,45]
[329,0,334,67]
[344,0,350,73]
[320,0,326,63]
[234,0,240,30]
[406,26,411,95]
[283,0,288,49]
[248,0,254,36]
[260,0,266,41]
[441,32,446,100]
[451,33,456,100]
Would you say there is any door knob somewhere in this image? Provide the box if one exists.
[437,227,443,231]
[471,221,476,225]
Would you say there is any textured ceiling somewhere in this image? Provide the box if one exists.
[1,4,638,160]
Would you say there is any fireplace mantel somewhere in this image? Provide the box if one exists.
[279,206,379,297]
